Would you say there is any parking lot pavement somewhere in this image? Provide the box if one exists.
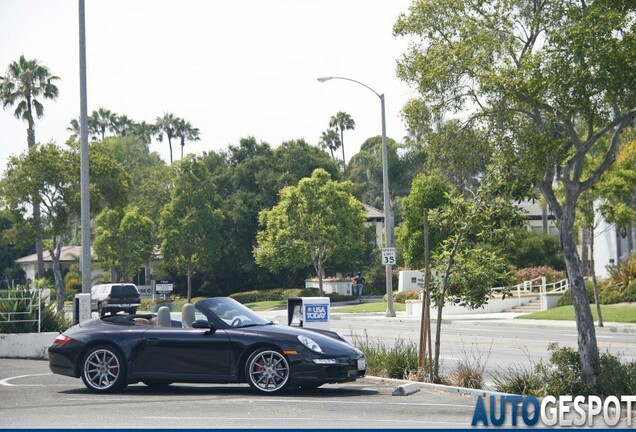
[0,358,479,429]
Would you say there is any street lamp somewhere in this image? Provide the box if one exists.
[317,76,395,317]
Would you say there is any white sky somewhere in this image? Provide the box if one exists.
[0,0,415,174]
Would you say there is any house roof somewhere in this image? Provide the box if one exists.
[363,203,384,220]
[15,246,92,264]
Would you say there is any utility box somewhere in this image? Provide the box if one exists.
[73,293,92,324]
[287,297,330,330]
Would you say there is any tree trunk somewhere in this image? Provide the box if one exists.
[590,227,603,327]
[340,130,346,171]
[109,268,117,283]
[26,125,45,279]
[168,137,173,165]
[317,263,324,297]
[559,208,600,392]
[187,259,192,302]
[50,239,65,314]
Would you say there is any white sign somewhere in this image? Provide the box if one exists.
[381,247,396,265]
[155,280,174,294]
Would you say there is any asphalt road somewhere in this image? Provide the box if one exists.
[0,358,477,429]
[325,314,636,382]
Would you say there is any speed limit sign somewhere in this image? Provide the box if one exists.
[381,247,396,265]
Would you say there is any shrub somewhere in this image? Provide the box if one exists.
[535,343,636,397]
[386,290,421,304]
[599,290,624,305]
[491,363,542,395]
[606,252,636,292]
[622,281,636,303]
[0,288,70,333]
[229,288,319,304]
[515,266,566,284]
[352,331,420,380]
[556,281,595,307]
[503,228,566,270]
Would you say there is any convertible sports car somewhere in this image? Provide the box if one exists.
[48,297,366,394]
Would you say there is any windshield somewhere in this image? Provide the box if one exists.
[195,297,271,328]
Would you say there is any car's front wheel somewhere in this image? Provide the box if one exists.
[80,345,127,393]
[245,348,290,394]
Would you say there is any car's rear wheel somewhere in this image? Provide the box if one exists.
[80,345,127,393]
[245,348,290,394]
[128,307,137,314]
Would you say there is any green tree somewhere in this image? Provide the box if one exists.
[93,206,154,282]
[394,0,636,389]
[1,55,59,279]
[396,171,451,269]
[329,111,356,168]
[112,114,136,137]
[255,168,366,296]
[90,107,117,141]
[174,117,200,160]
[2,144,77,313]
[319,129,341,163]
[159,155,223,301]
[132,120,158,145]
[156,113,178,164]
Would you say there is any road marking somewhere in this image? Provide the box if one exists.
[0,373,52,386]
[143,416,468,426]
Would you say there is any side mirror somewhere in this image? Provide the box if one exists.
[192,320,217,332]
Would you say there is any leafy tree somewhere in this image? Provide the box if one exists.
[0,208,33,286]
[319,129,341,163]
[329,111,356,168]
[396,171,452,269]
[93,206,154,282]
[1,55,59,279]
[156,113,178,164]
[347,135,421,225]
[394,0,636,389]
[2,144,77,312]
[255,168,366,296]
[501,229,565,271]
[423,119,491,194]
[160,155,223,301]
[174,118,200,160]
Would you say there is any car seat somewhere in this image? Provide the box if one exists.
[181,303,195,328]
[156,306,171,327]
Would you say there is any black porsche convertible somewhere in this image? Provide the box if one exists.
[48,297,366,394]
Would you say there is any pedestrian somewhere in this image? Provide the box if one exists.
[353,272,365,298]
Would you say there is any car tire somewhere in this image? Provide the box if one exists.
[80,345,128,393]
[97,303,104,317]
[245,348,290,394]
[128,307,137,315]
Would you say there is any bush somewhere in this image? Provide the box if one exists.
[535,343,636,397]
[503,228,566,270]
[352,331,420,380]
[0,288,70,333]
[386,290,421,304]
[622,281,636,303]
[492,363,542,395]
[229,288,320,304]
[556,281,595,307]
[515,266,566,284]
[606,252,636,292]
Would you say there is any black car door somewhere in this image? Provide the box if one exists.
[131,326,237,381]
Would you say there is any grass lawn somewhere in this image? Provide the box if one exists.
[331,302,406,313]
[244,300,287,311]
[518,304,636,323]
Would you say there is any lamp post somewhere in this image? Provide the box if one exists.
[317,76,395,317]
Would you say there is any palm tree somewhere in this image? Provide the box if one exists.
[329,111,355,169]
[132,121,157,145]
[68,116,100,142]
[319,129,341,162]
[174,118,201,159]
[0,55,59,279]
[91,107,117,141]
[156,113,178,164]
[112,114,136,137]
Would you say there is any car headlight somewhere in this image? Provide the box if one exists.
[297,335,323,353]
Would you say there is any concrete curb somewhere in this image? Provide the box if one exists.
[364,375,517,398]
